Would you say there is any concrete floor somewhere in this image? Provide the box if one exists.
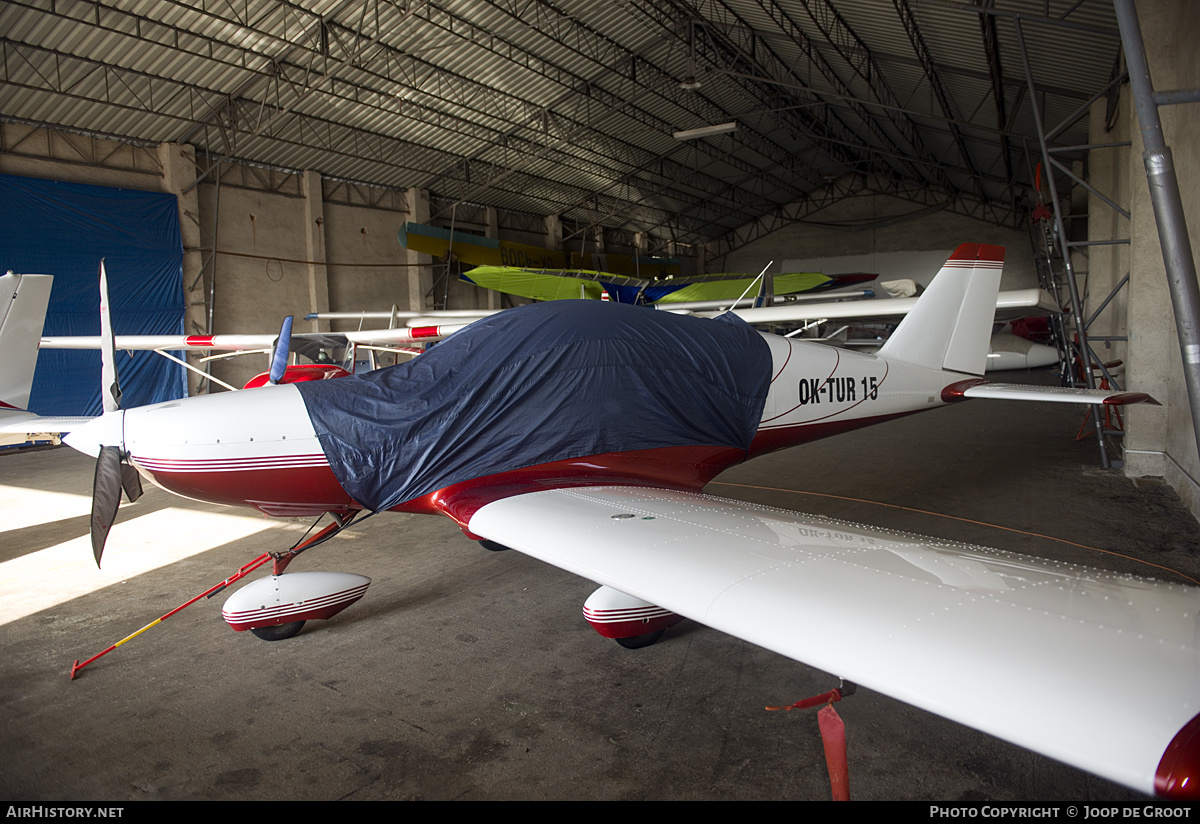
[2,382,1199,801]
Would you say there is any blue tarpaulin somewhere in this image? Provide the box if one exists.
[0,173,185,415]
[297,300,770,511]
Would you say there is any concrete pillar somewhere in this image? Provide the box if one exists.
[544,214,562,250]
[302,170,330,333]
[1118,0,1200,518]
[405,187,433,311]
[158,142,206,396]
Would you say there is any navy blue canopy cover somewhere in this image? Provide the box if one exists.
[296,300,770,512]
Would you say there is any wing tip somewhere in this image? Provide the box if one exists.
[1156,711,1200,800]
[940,378,989,403]
[1104,392,1162,406]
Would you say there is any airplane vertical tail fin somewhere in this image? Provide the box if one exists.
[876,244,1005,376]
[0,272,53,412]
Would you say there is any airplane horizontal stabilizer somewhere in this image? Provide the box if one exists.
[942,379,1160,406]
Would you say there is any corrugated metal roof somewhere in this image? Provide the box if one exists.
[0,0,1124,243]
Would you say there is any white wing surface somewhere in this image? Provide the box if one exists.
[691,287,1058,324]
[38,325,473,350]
[467,485,1200,796]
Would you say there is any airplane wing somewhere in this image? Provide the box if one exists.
[645,271,874,304]
[464,484,1200,798]
[39,332,347,352]
[460,266,608,301]
[0,410,93,436]
[461,265,873,305]
[692,287,1059,324]
[39,328,464,351]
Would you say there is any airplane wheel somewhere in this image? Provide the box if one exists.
[478,540,512,552]
[615,630,664,650]
[249,621,306,641]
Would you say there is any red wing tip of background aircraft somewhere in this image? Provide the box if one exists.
[826,273,877,286]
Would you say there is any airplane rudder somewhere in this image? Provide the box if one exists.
[876,244,1005,375]
[941,245,1006,375]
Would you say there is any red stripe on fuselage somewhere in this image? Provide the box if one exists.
[132,408,937,527]
[136,461,356,516]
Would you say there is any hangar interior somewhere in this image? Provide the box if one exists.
[2,0,1199,802]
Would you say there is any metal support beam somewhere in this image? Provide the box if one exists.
[1014,18,1110,467]
[894,0,988,202]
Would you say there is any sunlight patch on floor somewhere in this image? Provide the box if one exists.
[0,483,94,533]
[0,506,279,625]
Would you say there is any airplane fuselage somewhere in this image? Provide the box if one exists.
[73,330,963,533]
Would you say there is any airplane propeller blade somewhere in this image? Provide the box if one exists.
[121,463,143,504]
[88,446,142,568]
[91,445,125,567]
[89,262,143,567]
[268,315,294,385]
[98,261,122,414]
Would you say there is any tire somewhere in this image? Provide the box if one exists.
[249,621,305,641]
[614,629,664,649]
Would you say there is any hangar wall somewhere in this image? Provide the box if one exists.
[717,183,1038,292]
[0,131,490,390]
[1090,0,1200,519]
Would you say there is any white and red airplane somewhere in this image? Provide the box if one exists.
[1,244,1196,799]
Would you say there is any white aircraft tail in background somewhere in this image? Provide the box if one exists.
[0,272,52,413]
[0,272,93,441]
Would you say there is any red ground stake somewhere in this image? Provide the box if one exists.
[69,552,275,679]
[818,703,850,801]
[69,515,356,679]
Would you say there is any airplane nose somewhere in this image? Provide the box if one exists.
[62,410,124,458]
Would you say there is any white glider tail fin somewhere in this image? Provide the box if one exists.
[877,244,1005,376]
[0,272,53,412]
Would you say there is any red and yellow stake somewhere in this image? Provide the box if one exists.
[69,515,354,679]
